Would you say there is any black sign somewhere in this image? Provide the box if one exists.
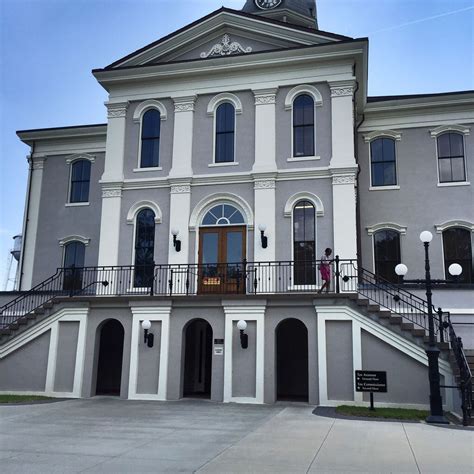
[355,370,387,393]
[214,339,224,345]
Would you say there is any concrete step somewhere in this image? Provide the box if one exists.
[0,328,11,336]
[378,311,392,319]
[367,304,380,312]
[42,302,54,310]
[26,313,37,320]
[34,308,45,315]
[17,317,28,326]
[412,328,426,338]
[389,316,403,325]
[356,299,369,307]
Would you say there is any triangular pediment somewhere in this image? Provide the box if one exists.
[105,8,349,69]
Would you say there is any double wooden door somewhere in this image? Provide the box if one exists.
[198,226,246,294]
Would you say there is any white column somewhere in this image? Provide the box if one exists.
[252,88,277,173]
[328,81,358,261]
[169,96,196,178]
[223,303,266,404]
[20,156,46,290]
[97,102,128,267]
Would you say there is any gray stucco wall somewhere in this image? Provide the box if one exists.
[358,126,474,281]
[232,320,256,398]
[81,307,132,398]
[166,304,225,402]
[0,330,50,391]
[32,153,104,285]
[136,321,161,394]
[192,92,256,174]
[264,305,318,404]
[326,321,353,401]
[124,99,175,179]
[276,83,332,169]
[54,321,79,393]
[361,329,431,404]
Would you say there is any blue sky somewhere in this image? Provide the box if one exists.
[0,0,473,288]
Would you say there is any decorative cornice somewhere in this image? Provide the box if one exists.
[430,124,470,138]
[254,179,276,190]
[253,88,278,106]
[366,223,407,236]
[65,153,96,164]
[200,34,252,59]
[59,235,91,247]
[363,130,402,143]
[106,102,129,119]
[173,96,196,113]
[170,184,191,194]
[332,175,355,185]
[434,220,474,233]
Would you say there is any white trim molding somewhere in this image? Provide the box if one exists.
[207,93,243,116]
[284,84,323,109]
[363,130,402,143]
[59,235,91,247]
[435,220,474,233]
[65,153,96,164]
[430,124,470,138]
[189,192,254,231]
[133,99,168,123]
[284,191,325,217]
[127,200,162,224]
[366,222,407,236]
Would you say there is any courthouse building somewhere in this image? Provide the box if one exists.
[1,1,473,414]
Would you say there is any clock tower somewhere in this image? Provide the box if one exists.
[242,0,318,29]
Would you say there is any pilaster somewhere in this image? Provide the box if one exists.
[253,176,276,264]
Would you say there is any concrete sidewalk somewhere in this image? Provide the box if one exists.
[0,398,472,473]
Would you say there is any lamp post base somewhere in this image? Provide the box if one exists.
[426,414,449,424]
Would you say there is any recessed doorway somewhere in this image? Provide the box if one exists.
[276,318,308,401]
[183,319,213,398]
[96,319,124,396]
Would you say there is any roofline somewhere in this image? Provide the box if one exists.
[104,7,352,70]
[367,90,474,103]
[94,37,368,75]
[17,123,107,144]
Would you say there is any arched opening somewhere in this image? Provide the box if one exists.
[95,320,124,396]
[183,319,213,398]
[276,318,308,401]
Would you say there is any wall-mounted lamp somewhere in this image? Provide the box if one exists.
[258,224,268,249]
[237,320,248,349]
[141,320,154,348]
[171,228,181,252]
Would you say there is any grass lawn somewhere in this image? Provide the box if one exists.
[336,405,430,420]
[0,394,55,404]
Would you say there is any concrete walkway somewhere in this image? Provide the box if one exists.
[0,399,472,473]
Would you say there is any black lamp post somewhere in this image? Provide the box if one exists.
[395,230,462,424]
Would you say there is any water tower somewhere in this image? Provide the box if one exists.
[3,235,22,291]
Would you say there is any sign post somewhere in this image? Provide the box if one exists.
[355,370,387,411]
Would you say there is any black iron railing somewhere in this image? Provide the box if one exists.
[443,313,472,426]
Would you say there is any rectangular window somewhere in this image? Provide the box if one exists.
[70,160,91,203]
[437,133,466,183]
[370,138,397,187]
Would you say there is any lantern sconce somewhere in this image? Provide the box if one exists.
[237,320,248,349]
[141,320,154,348]
[171,228,181,252]
[258,224,268,249]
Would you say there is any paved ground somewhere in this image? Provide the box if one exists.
[0,398,472,473]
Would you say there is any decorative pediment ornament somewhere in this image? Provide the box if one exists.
[200,34,252,59]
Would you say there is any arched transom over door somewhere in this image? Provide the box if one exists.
[199,204,246,294]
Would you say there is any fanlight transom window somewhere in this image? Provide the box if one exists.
[202,204,245,226]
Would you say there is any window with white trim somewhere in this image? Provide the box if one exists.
[140,109,161,168]
[370,138,397,187]
[373,229,401,283]
[70,160,91,203]
[442,228,473,283]
[293,95,315,157]
[215,103,235,163]
[293,200,316,285]
[437,132,466,183]
[63,241,86,291]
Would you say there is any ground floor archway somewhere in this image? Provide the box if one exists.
[183,319,213,398]
[95,319,124,396]
[276,318,309,401]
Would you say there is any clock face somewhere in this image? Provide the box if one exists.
[255,0,283,10]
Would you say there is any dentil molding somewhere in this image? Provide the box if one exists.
[200,34,252,59]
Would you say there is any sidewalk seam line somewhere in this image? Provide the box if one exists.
[402,422,421,474]
[305,417,336,473]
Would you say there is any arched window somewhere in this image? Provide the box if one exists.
[63,241,85,291]
[443,228,473,283]
[215,103,235,163]
[370,138,397,187]
[70,160,91,203]
[140,109,161,168]
[293,200,315,285]
[437,133,466,183]
[373,230,401,283]
[202,204,244,226]
[293,95,314,157]
[134,209,156,287]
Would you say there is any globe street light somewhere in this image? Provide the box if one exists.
[395,231,463,424]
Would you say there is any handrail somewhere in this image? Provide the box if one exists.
[443,313,472,426]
